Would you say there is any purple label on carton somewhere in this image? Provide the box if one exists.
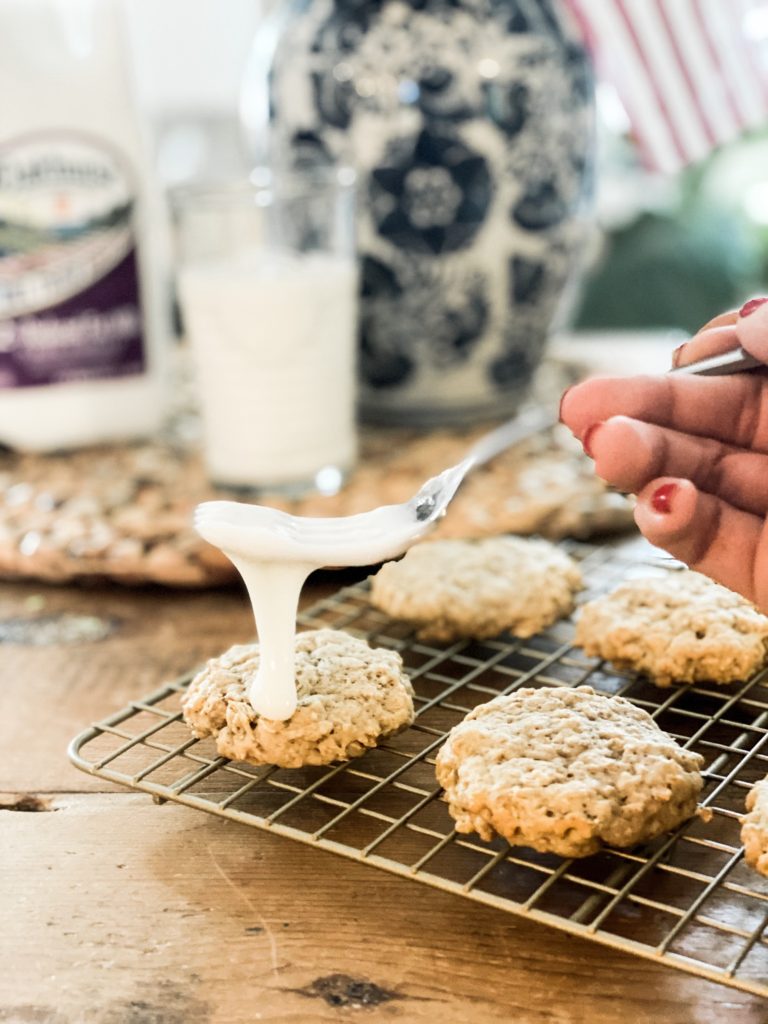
[0,247,145,389]
[0,133,146,389]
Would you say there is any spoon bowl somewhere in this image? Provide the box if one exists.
[194,408,555,568]
[194,408,555,721]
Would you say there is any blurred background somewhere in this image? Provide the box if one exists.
[3,0,768,494]
[122,0,768,337]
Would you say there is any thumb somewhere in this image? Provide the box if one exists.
[736,298,768,363]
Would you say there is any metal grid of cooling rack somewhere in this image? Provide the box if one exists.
[68,540,768,996]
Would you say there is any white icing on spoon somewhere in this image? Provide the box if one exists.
[194,411,554,721]
[193,499,437,720]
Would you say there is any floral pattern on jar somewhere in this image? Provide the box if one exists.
[268,0,594,424]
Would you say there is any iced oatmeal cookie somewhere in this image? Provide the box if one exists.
[435,685,703,857]
[741,778,768,876]
[575,572,768,687]
[369,536,582,642]
[182,628,414,768]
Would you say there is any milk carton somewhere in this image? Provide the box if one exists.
[0,0,168,450]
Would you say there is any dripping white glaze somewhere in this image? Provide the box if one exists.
[193,416,541,719]
[226,555,315,720]
[194,499,429,721]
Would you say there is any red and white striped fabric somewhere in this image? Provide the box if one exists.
[564,0,768,173]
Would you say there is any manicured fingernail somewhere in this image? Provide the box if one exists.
[558,385,574,423]
[739,297,768,318]
[581,421,602,458]
[651,482,677,514]
[671,343,685,368]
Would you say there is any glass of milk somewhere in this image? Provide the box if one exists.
[174,168,358,493]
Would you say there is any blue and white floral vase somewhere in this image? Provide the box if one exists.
[260,0,594,425]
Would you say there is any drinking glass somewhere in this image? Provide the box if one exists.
[174,167,357,493]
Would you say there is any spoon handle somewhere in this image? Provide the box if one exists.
[669,346,763,376]
[467,408,558,467]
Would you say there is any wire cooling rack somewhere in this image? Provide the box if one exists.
[68,539,768,996]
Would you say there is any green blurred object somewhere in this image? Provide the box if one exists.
[574,208,762,334]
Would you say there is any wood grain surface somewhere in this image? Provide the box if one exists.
[3,576,768,1024]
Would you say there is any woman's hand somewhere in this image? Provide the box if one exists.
[559,298,768,609]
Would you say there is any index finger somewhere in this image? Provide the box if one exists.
[560,373,768,453]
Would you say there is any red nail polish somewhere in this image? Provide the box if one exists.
[558,384,574,423]
[739,297,768,318]
[671,343,685,368]
[651,482,677,514]
[581,421,602,458]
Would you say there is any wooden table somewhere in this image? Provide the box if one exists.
[2,574,767,1024]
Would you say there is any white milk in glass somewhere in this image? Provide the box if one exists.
[179,249,357,490]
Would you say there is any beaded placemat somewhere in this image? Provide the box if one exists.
[0,421,633,587]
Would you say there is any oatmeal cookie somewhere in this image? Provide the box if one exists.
[575,572,768,687]
[182,628,414,768]
[741,778,768,876]
[369,536,582,642]
[435,686,704,857]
